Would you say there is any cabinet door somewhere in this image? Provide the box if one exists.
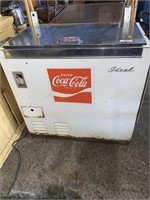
[0,92,17,152]
[0,68,25,168]
[0,68,24,125]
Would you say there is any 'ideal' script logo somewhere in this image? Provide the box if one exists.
[108,66,135,72]
[47,68,92,103]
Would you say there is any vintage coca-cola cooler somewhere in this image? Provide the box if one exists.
[1,2,150,141]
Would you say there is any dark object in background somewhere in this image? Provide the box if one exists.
[85,0,126,3]
[51,2,124,24]
[36,0,66,23]
[1,0,26,26]
[57,0,73,5]
[137,0,149,38]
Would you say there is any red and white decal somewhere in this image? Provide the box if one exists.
[47,68,92,103]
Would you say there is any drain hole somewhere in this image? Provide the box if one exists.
[31,109,34,112]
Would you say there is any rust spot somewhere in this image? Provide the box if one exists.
[31,131,49,136]
[28,132,130,144]
[24,114,45,118]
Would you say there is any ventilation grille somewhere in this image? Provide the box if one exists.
[54,122,69,135]
[31,122,48,135]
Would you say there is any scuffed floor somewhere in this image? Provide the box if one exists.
[0,85,149,199]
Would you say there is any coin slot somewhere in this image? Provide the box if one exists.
[13,72,27,88]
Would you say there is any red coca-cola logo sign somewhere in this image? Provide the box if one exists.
[47,68,92,103]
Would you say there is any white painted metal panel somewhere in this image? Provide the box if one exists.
[1,24,150,141]
[1,43,150,141]
[22,106,44,118]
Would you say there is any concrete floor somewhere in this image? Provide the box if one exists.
[0,85,149,199]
